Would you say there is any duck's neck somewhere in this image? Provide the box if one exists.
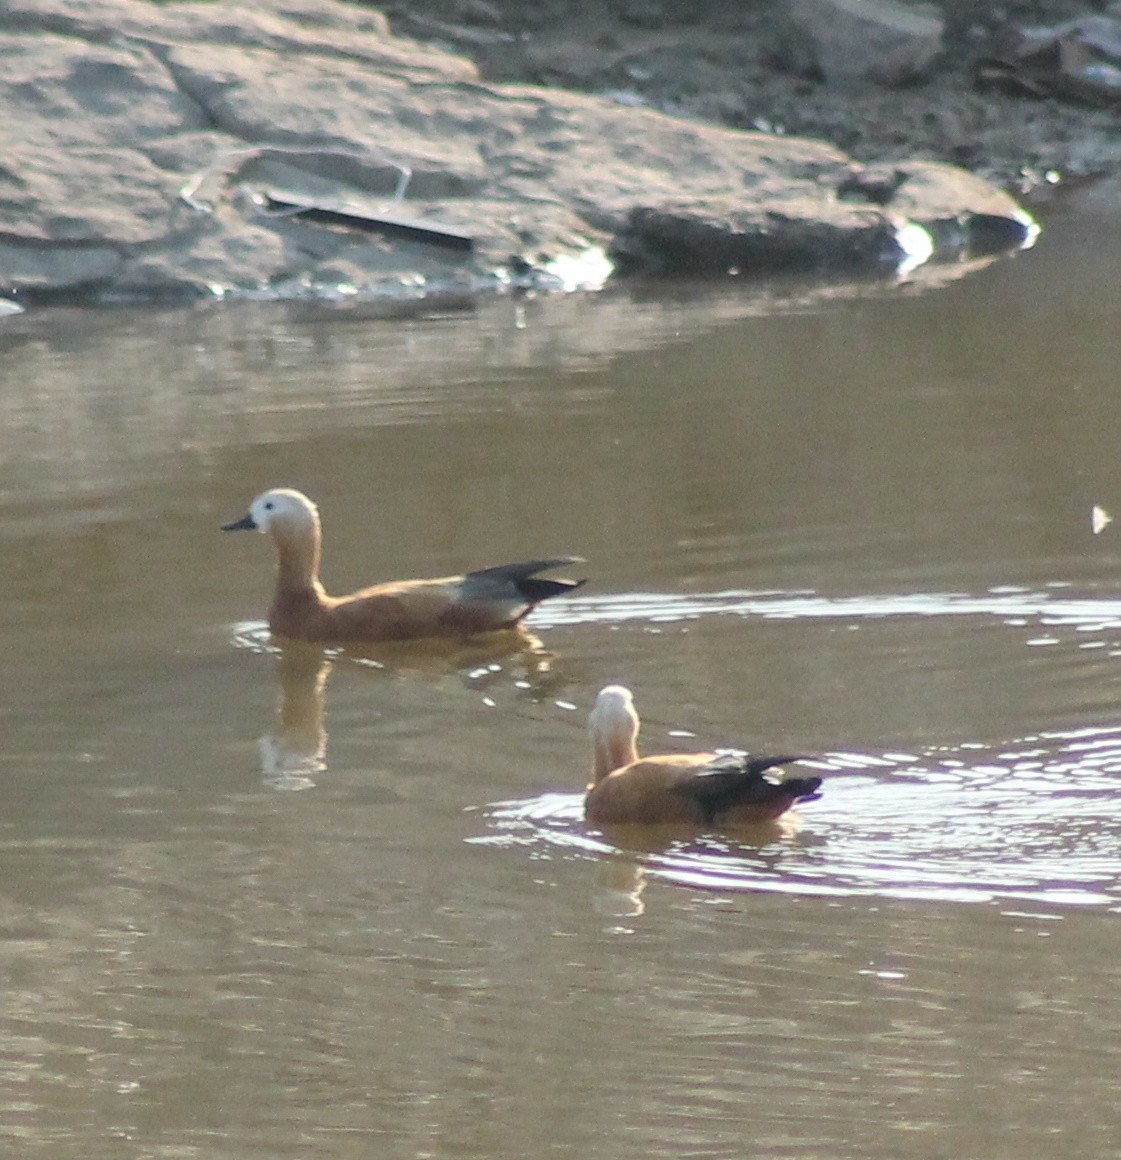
[273,524,323,596]
[591,721,639,784]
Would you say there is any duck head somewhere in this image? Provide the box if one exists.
[589,684,641,782]
[223,488,321,538]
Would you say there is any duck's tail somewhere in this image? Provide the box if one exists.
[672,754,822,826]
[464,557,587,606]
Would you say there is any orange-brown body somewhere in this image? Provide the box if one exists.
[268,575,531,642]
[584,686,821,828]
[224,488,584,645]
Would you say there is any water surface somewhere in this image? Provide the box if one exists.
[4,197,1121,1157]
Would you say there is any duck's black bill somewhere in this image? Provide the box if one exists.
[222,513,257,532]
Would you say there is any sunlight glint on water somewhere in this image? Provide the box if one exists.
[477,588,1121,908]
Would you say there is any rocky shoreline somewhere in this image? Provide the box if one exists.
[1,0,1112,307]
[388,0,1121,192]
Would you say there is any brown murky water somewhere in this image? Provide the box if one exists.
[5,193,1121,1158]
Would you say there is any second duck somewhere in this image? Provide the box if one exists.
[586,685,822,827]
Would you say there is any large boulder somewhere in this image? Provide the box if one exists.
[777,0,945,87]
[0,0,1035,303]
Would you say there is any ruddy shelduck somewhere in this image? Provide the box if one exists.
[223,487,586,644]
[585,685,822,827]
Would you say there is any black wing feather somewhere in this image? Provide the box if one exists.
[462,558,587,604]
[670,753,822,826]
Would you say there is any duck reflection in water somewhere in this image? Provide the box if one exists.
[258,632,569,791]
[589,820,823,918]
[259,641,330,791]
[593,859,649,919]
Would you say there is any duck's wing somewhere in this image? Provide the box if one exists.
[460,558,587,606]
[670,753,821,826]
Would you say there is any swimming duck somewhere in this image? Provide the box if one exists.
[223,487,586,643]
[585,685,822,826]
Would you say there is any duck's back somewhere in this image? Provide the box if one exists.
[585,752,820,827]
[585,754,717,826]
[267,558,584,644]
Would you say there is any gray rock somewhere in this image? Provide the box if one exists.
[780,0,944,87]
[838,160,1039,255]
[0,0,1032,303]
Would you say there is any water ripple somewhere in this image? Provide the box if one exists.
[234,588,1121,641]
[529,587,1121,630]
[475,724,1121,909]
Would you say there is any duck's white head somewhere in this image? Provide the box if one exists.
[591,677,635,742]
[590,685,637,734]
[589,684,641,781]
[222,488,320,537]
